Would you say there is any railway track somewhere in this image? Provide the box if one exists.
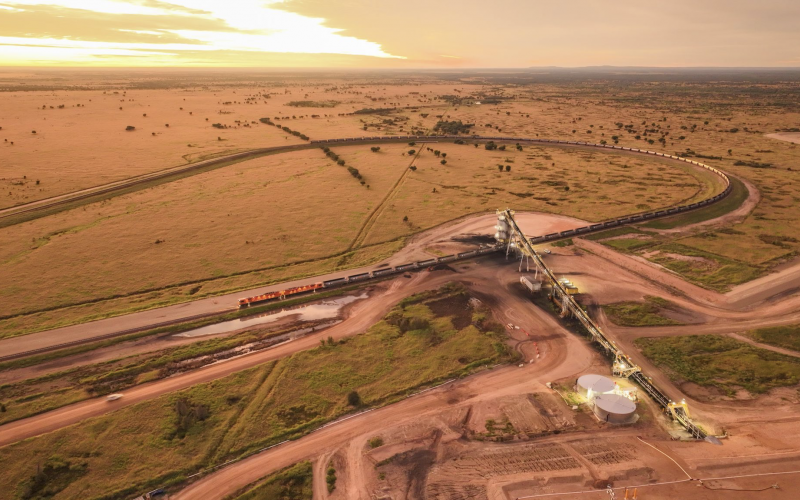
[1,134,727,227]
[3,135,735,433]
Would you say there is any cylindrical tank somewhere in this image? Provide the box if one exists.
[576,374,615,399]
[593,394,636,424]
[495,216,509,242]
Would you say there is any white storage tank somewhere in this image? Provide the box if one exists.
[593,394,636,424]
[576,374,615,399]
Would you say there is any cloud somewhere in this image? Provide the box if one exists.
[0,0,404,65]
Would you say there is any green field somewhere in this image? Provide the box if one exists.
[747,324,800,353]
[602,296,682,327]
[641,176,749,230]
[232,462,312,500]
[0,284,514,499]
[635,335,800,396]
[644,243,762,291]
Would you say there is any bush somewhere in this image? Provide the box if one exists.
[347,391,361,406]
[433,120,474,134]
[368,436,384,448]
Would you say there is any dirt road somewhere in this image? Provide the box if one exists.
[174,278,596,500]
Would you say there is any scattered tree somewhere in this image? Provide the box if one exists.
[347,391,361,406]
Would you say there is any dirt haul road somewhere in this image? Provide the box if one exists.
[174,279,597,500]
[0,212,585,360]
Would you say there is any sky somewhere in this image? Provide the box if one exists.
[0,0,798,68]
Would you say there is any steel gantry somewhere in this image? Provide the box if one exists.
[495,209,710,441]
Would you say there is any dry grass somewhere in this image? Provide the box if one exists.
[0,284,509,499]
[0,143,708,325]
[2,73,799,329]
[350,144,714,246]
[0,149,385,317]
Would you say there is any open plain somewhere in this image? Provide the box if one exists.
[2,68,800,500]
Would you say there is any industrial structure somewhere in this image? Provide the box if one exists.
[593,394,637,424]
[576,374,616,399]
[495,208,711,441]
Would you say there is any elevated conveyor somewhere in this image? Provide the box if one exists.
[498,208,708,440]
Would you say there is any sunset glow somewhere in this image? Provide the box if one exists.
[0,0,798,67]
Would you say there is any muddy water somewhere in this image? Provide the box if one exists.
[173,293,367,338]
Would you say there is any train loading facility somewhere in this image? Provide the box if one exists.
[230,134,733,441]
[496,208,720,443]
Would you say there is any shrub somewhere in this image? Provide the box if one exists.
[433,120,474,134]
[368,437,384,448]
[347,391,361,406]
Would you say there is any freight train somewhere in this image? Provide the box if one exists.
[236,245,503,308]
[237,135,730,309]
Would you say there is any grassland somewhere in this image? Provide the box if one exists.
[641,176,750,230]
[0,238,401,340]
[3,73,800,336]
[232,462,312,500]
[590,225,764,292]
[0,284,514,499]
[747,324,800,353]
[1,89,308,209]
[357,144,715,246]
[602,296,682,327]
[635,335,800,396]
[644,243,762,291]
[0,140,711,335]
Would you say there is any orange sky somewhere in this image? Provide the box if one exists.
[0,0,798,67]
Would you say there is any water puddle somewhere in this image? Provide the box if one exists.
[174,293,367,338]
